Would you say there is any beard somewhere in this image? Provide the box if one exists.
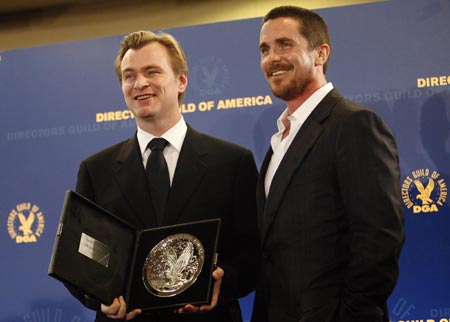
[270,72,313,101]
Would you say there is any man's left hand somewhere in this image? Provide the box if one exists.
[177,266,224,314]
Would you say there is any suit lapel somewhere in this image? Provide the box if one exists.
[261,89,342,243]
[162,126,208,226]
[113,135,157,228]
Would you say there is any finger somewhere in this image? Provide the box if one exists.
[199,271,222,312]
[101,297,119,315]
[116,296,127,318]
[199,304,212,312]
[177,304,203,315]
[125,308,142,321]
[178,267,225,315]
[212,266,224,280]
[182,304,200,313]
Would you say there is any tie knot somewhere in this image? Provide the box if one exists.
[148,138,168,152]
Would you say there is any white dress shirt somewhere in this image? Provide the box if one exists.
[137,117,187,186]
[264,83,334,196]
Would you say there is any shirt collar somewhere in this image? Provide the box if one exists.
[137,116,187,156]
[276,82,334,132]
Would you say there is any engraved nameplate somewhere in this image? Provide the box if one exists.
[78,232,110,268]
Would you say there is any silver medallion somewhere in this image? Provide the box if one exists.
[142,233,205,297]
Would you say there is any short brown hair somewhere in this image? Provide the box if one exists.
[114,30,189,102]
[263,6,331,73]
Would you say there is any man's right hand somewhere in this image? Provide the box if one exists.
[101,296,141,320]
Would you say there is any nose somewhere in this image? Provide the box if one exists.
[267,47,281,63]
[134,74,149,90]
[262,48,281,70]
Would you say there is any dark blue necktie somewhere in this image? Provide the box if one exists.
[146,138,170,225]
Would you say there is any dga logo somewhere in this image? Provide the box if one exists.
[190,56,230,97]
[7,202,45,243]
[402,169,447,214]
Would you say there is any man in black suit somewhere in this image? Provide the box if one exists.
[251,6,405,322]
[68,30,259,322]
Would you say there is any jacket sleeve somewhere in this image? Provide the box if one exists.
[217,149,260,305]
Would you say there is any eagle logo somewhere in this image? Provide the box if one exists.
[164,242,195,288]
[414,178,435,205]
[401,169,447,214]
[7,202,45,243]
[202,65,219,90]
[191,56,230,97]
[143,233,204,297]
[18,212,35,236]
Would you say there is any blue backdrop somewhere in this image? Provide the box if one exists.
[1,0,449,321]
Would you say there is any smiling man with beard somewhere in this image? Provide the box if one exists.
[252,6,405,322]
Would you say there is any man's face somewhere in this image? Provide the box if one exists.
[259,17,317,101]
[120,42,186,123]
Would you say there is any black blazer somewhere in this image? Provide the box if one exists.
[251,90,405,322]
[69,125,259,322]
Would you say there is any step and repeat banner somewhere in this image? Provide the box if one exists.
[1,0,449,321]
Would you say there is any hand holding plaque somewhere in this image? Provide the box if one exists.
[101,296,141,320]
[176,266,224,314]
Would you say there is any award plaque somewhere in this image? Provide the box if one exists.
[48,190,221,311]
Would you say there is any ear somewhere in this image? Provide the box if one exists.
[315,44,330,67]
[178,74,188,93]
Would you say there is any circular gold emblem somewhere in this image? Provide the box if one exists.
[401,169,447,214]
[7,202,45,243]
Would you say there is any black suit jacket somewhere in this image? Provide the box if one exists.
[68,125,259,322]
[251,90,405,322]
